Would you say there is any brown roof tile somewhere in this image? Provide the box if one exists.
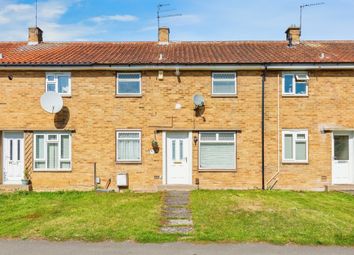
[0,40,354,65]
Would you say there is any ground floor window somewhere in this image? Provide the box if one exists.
[34,132,72,171]
[282,130,308,163]
[116,130,141,162]
[199,132,236,170]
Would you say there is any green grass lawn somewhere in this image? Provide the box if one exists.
[190,190,354,245]
[0,191,176,242]
[0,190,353,245]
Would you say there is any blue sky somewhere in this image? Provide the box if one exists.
[1,0,354,41]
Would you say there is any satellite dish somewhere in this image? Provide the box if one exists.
[40,92,63,114]
[193,94,204,107]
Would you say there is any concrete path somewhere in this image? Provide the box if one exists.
[160,191,193,234]
[0,240,353,255]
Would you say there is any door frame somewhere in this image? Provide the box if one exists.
[331,131,354,185]
[162,131,193,185]
[2,131,25,185]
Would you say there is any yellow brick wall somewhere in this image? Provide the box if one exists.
[0,69,353,191]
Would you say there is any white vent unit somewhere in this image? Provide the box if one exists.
[117,173,128,187]
[158,70,164,80]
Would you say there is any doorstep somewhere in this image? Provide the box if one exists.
[157,185,197,191]
[0,184,31,193]
[325,184,354,192]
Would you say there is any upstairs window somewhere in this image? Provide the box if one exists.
[46,73,71,96]
[117,73,141,96]
[212,72,237,95]
[282,130,308,163]
[283,73,309,96]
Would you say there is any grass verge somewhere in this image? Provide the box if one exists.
[0,191,177,242]
[190,190,354,245]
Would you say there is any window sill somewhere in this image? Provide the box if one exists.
[116,161,142,164]
[282,161,309,165]
[115,95,142,98]
[282,94,308,98]
[198,169,236,172]
[211,94,238,98]
[62,95,72,98]
[33,169,72,172]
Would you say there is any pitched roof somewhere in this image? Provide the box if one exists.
[0,40,354,66]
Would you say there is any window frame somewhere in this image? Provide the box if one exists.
[198,132,236,171]
[116,130,142,163]
[282,72,309,96]
[116,73,142,96]
[282,129,308,163]
[211,72,237,96]
[45,72,72,96]
[33,132,72,172]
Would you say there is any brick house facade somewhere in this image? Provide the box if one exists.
[0,27,354,191]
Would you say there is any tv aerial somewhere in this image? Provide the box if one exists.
[299,2,325,34]
[157,3,182,34]
[40,92,63,114]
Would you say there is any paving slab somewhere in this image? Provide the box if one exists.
[160,226,194,234]
[167,219,193,226]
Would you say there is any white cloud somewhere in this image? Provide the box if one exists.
[0,0,134,41]
[91,15,138,23]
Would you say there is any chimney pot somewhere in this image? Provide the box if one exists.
[285,26,301,46]
[158,27,170,44]
[28,27,43,45]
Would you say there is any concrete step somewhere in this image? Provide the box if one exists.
[326,184,354,191]
[0,184,30,192]
[166,219,193,226]
[157,185,197,191]
[160,226,193,234]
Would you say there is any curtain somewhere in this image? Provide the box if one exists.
[284,134,293,159]
[200,143,234,169]
[61,135,70,159]
[47,143,58,169]
[118,140,140,160]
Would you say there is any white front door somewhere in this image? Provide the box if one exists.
[166,132,192,185]
[3,132,24,184]
[332,133,354,184]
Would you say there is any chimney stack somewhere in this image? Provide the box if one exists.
[158,27,170,44]
[285,26,301,46]
[28,27,43,45]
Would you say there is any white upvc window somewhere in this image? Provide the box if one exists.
[46,72,71,96]
[282,130,308,163]
[34,132,72,171]
[199,132,236,170]
[116,130,141,162]
[212,72,237,95]
[116,73,142,96]
[282,72,309,96]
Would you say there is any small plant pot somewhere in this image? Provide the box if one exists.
[152,140,159,153]
[152,146,160,153]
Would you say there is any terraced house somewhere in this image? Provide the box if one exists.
[0,26,354,192]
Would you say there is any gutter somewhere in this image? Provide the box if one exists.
[0,63,354,71]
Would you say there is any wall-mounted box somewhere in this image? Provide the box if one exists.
[117,173,128,187]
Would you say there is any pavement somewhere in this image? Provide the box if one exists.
[0,240,353,255]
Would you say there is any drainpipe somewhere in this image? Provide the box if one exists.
[261,66,268,190]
